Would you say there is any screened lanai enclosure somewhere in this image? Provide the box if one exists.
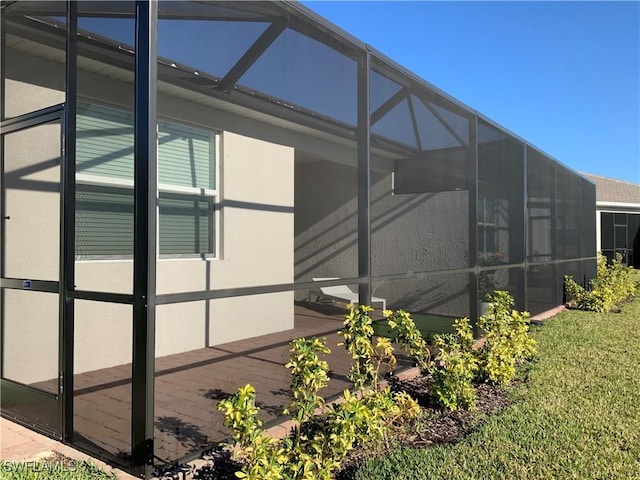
[0,1,596,477]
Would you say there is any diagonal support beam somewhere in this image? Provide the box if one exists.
[423,98,467,146]
[216,17,287,92]
[406,94,422,151]
[370,86,409,126]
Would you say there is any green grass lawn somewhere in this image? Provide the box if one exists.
[349,294,640,480]
[0,460,116,480]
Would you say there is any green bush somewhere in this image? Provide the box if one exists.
[338,305,396,391]
[383,309,432,372]
[217,384,285,480]
[432,318,479,411]
[217,295,537,475]
[432,292,536,410]
[284,337,330,425]
[477,291,537,385]
[565,253,637,312]
[217,324,420,480]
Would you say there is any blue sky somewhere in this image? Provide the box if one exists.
[302,1,640,185]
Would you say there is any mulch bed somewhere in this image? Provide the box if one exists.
[335,374,511,477]
[189,372,512,480]
[388,374,511,446]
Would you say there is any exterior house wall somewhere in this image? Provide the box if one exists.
[3,47,297,382]
[2,119,61,385]
[370,172,470,316]
[294,155,470,316]
[294,157,358,283]
[4,46,66,118]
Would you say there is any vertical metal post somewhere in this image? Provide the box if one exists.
[523,144,529,312]
[1,7,5,122]
[550,160,558,305]
[469,114,479,334]
[61,0,78,442]
[132,1,157,477]
[0,1,5,383]
[357,49,371,306]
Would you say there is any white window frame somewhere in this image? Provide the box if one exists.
[75,104,220,261]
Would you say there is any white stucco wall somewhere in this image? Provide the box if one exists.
[370,172,470,316]
[3,46,65,118]
[2,120,61,385]
[2,290,59,387]
[3,48,296,382]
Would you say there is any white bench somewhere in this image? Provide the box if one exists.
[308,277,386,310]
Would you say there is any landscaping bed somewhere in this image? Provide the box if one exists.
[343,294,640,479]
[191,260,639,480]
[336,378,512,478]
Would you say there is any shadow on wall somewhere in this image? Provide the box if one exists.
[391,283,467,313]
[294,155,470,316]
[294,159,447,280]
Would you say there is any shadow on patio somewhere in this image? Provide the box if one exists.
[67,302,414,466]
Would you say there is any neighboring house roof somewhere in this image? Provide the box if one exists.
[581,173,640,206]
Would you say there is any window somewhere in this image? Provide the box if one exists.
[478,196,497,254]
[75,102,217,259]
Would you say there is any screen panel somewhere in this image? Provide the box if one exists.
[555,165,581,260]
[601,212,614,250]
[581,178,596,258]
[73,300,132,465]
[74,0,136,294]
[2,290,59,394]
[2,121,61,281]
[477,120,525,266]
[479,266,525,311]
[527,148,555,263]
[373,272,471,320]
[526,263,557,316]
[239,27,357,125]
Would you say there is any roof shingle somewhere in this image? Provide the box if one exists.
[581,173,640,205]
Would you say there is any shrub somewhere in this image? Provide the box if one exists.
[432,292,536,410]
[565,253,637,312]
[432,318,479,411]
[383,309,432,372]
[284,337,343,480]
[477,291,536,385]
[284,337,331,425]
[216,384,285,479]
[218,328,419,480]
[338,305,396,391]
